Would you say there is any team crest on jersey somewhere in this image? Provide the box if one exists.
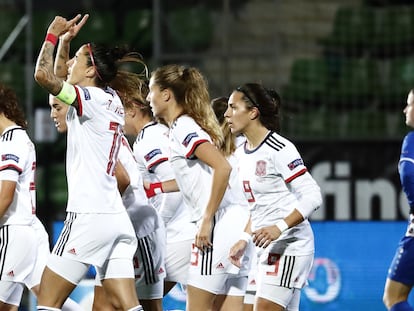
[255,160,267,177]
[80,86,90,100]
[1,154,19,163]
[287,158,304,170]
[144,149,162,161]
[182,132,198,147]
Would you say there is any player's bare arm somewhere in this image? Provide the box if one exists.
[55,14,89,78]
[34,15,82,95]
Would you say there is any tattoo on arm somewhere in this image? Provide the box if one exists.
[35,43,63,95]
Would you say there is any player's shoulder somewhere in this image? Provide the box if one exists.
[263,131,295,152]
[1,126,27,143]
[173,115,198,130]
[139,122,169,142]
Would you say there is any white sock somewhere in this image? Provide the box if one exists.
[61,297,83,311]
[127,305,144,311]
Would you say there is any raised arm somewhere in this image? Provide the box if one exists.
[54,14,89,79]
[34,14,83,95]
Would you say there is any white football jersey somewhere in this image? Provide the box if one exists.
[118,134,161,238]
[65,86,125,213]
[0,126,36,226]
[235,131,315,255]
[133,121,195,242]
[168,115,249,222]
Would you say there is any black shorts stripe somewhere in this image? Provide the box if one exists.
[0,226,9,277]
[200,216,216,275]
[137,236,156,284]
[54,212,76,256]
[279,255,295,287]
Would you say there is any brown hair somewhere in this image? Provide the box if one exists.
[211,96,235,156]
[109,53,152,117]
[0,83,27,128]
[151,64,223,147]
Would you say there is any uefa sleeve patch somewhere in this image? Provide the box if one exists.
[182,132,198,147]
[287,158,304,170]
[144,149,162,162]
[1,154,19,163]
[80,86,91,100]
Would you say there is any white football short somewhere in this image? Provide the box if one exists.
[164,238,193,285]
[133,227,166,299]
[187,205,251,293]
[256,253,313,309]
[25,219,50,289]
[49,212,137,284]
[0,225,37,305]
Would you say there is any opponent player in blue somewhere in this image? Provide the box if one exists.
[383,89,414,311]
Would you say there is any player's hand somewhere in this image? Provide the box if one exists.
[47,15,83,37]
[195,218,213,250]
[229,240,248,267]
[252,225,281,248]
[61,14,89,43]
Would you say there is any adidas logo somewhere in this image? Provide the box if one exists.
[158,267,165,274]
[7,270,14,277]
[216,262,224,269]
[68,248,77,255]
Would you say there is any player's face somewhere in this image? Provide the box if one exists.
[404,91,414,128]
[49,96,69,133]
[66,45,91,86]
[147,78,168,119]
[225,91,256,135]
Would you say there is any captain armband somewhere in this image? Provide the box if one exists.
[56,81,77,105]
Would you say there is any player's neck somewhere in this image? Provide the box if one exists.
[244,126,269,150]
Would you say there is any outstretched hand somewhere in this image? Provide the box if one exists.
[46,14,87,38]
[61,14,89,43]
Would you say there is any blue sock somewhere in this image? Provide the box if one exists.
[391,301,414,311]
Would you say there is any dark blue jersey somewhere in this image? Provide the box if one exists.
[399,131,414,212]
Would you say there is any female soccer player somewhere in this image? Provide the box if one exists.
[383,89,414,311]
[112,73,197,296]
[49,95,166,311]
[0,83,37,310]
[34,14,142,311]
[146,64,252,311]
[224,83,322,311]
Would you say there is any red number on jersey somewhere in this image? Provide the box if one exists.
[243,180,255,202]
[190,243,199,266]
[266,253,281,276]
[133,256,141,279]
[106,121,122,175]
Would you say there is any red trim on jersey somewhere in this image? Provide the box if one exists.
[185,139,209,159]
[147,157,168,170]
[74,86,83,116]
[0,164,22,174]
[106,122,121,175]
[285,168,307,183]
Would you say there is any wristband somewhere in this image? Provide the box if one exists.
[275,220,289,233]
[239,231,252,243]
[45,33,58,46]
[145,182,163,198]
[56,81,77,105]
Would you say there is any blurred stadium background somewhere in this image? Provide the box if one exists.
[2,0,414,310]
